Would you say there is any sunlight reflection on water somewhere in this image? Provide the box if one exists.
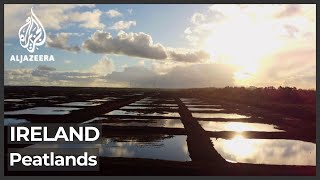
[192,113,250,119]
[26,135,191,162]
[200,121,283,132]
[211,135,316,166]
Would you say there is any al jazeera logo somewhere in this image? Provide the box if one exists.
[10,8,55,63]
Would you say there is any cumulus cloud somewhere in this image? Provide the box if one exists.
[5,62,235,88]
[43,29,211,63]
[106,9,123,17]
[191,12,206,25]
[6,68,101,87]
[68,9,105,29]
[167,49,210,62]
[184,27,192,34]
[5,56,117,87]
[90,57,115,76]
[4,4,32,37]
[82,30,211,62]
[36,4,97,30]
[107,66,157,87]
[109,21,136,30]
[4,4,103,38]
[4,68,74,86]
[4,68,105,87]
[4,68,37,86]
[31,65,96,81]
[107,63,235,88]
[46,33,81,52]
[83,31,168,60]
[4,4,316,89]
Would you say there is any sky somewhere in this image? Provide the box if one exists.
[4,4,316,89]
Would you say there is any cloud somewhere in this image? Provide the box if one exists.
[184,27,192,34]
[107,63,235,88]
[5,57,117,87]
[182,4,315,89]
[4,68,107,87]
[44,29,211,63]
[4,4,33,38]
[185,4,315,47]
[82,31,168,60]
[4,4,316,89]
[4,68,36,85]
[82,30,210,62]
[167,49,210,62]
[107,66,156,87]
[90,57,114,76]
[5,62,234,89]
[31,65,97,81]
[151,61,179,75]
[46,33,81,52]
[127,9,133,15]
[109,21,136,30]
[43,72,97,81]
[106,9,123,17]
[254,47,316,89]
[275,4,301,18]
[283,24,299,38]
[5,67,97,86]
[64,60,72,64]
[68,9,105,29]
[35,4,97,30]
[191,12,206,25]
[4,4,102,38]
[138,60,145,66]
[36,65,56,71]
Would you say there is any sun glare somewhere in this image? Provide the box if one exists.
[222,135,256,158]
[224,122,251,132]
[203,11,285,85]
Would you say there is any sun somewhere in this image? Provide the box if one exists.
[202,13,284,85]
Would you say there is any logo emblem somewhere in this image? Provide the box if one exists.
[18,8,46,53]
